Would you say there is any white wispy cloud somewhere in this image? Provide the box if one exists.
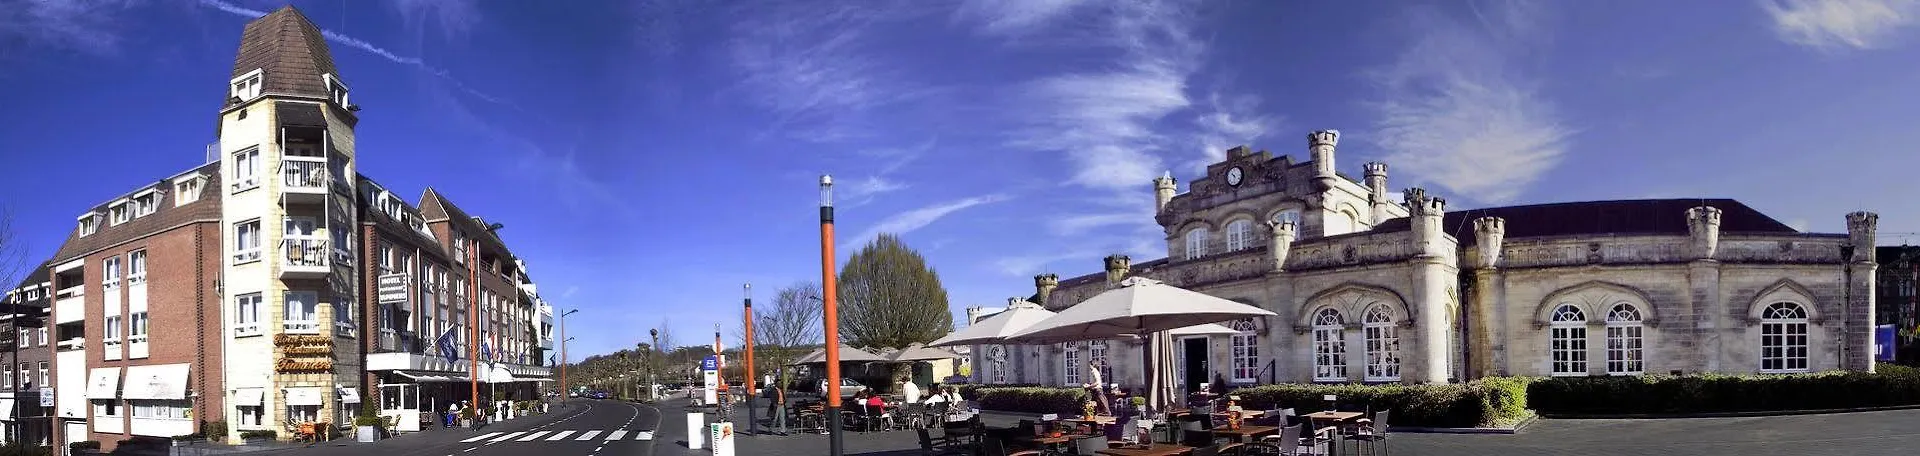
[727,3,941,143]
[1364,0,1573,205]
[388,0,481,42]
[952,0,1096,37]
[835,138,937,207]
[0,0,138,57]
[1189,92,1276,174]
[839,177,911,208]
[562,286,579,299]
[199,0,508,105]
[844,194,1011,250]
[1762,0,1920,51]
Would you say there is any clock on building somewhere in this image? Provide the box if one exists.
[1226,167,1244,186]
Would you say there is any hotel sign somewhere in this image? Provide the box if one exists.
[377,273,410,304]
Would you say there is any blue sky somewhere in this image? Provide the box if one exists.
[1,0,1918,357]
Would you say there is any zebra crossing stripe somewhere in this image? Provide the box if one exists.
[488,432,526,442]
[634,431,654,441]
[605,430,627,440]
[517,431,550,441]
[459,432,502,443]
[575,430,602,440]
[546,431,575,441]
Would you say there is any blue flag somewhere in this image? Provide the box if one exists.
[549,354,557,366]
[436,328,458,364]
[480,342,492,362]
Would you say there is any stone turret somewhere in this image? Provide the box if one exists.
[1472,217,1506,269]
[1687,206,1723,260]
[1363,162,1392,223]
[1849,211,1879,263]
[1103,254,1132,286]
[1267,220,1297,272]
[1033,273,1059,307]
[1404,188,1447,257]
[1308,130,1340,189]
[1153,171,1178,214]
[965,306,991,325]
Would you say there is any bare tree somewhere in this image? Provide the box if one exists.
[736,281,824,387]
[0,207,28,292]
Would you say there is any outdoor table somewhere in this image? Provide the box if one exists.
[1208,424,1278,443]
[1069,415,1118,426]
[1015,434,1074,454]
[1095,442,1194,456]
[1301,411,1365,456]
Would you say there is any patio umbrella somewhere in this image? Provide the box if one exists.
[889,343,962,362]
[926,298,1059,347]
[787,344,890,364]
[1166,323,1239,337]
[1008,276,1277,412]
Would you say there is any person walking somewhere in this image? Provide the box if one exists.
[900,378,922,405]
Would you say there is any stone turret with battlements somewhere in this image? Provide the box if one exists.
[1309,130,1340,190]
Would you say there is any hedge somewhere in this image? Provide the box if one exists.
[967,386,1090,415]
[1230,378,1534,428]
[1529,364,1920,415]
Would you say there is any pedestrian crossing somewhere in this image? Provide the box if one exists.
[459,429,656,444]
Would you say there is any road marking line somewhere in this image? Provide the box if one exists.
[594,446,604,452]
[517,431,550,441]
[459,432,501,443]
[546,430,575,440]
[604,430,627,440]
[634,431,654,441]
[461,448,477,453]
[488,432,526,442]
[576,430,602,440]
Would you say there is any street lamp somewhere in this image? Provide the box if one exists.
[650,329,660,401]
[818,175,846,456]
[559,309,579,398]
[743,282,759,435]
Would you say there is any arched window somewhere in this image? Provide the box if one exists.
[1362,306,1401,382]
[1088,340,1113,381]
[1549,304,1588,376]
[987,345,1009,384]
[1225,220,1255,252]
[1312,308,1347,382]
[1062,342,1082,385]
[1185,229,1210,260]
[1227,318,1259,383]
[1760,302,1810,373]
[1272,210,1302,227]
[1604,304,1644,375]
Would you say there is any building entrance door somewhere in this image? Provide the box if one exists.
[379,383,421,432]
[1182,338,1208,394]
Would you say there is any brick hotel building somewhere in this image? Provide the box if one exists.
[36,6,556,451]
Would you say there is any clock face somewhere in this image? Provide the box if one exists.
[1226,167,1244,186]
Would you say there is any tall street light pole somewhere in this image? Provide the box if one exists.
[818,175,845,456]
[650,329,660,401]
[468,239,481,419]
[559,309,579,399]
[743,283,758,435]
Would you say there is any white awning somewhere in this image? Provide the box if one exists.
[121,363,191,400]
[484,365,515,383]
[86,368,121,399]
[234,388,264,406]
[0,399,14,420]
[337,387,360,403]
[393,371,470,383]
[284,387,324,406]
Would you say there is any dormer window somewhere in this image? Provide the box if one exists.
[108,201,131,226]
[131,189,157,218]
[78,213,101,236]
[173,175,205,206]
[230,69,263,103]
[323,74,350,108]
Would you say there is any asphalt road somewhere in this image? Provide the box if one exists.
[282,399,671,456]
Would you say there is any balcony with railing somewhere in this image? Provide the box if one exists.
[281,236,331,279]
[281,157,329,204]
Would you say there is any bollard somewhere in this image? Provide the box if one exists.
[687,411,706,449]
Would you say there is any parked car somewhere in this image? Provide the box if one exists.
[816,378,869,398]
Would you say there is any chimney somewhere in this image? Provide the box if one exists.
[1033,274,1059,307]
[1103,254,1132,286]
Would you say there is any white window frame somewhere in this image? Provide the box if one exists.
[38,361,47,386]
[987,345,1009,384]
[103,315,123,343]
[284,291,319,334]
[234,292,263,337]
[1550,304,1589,376]
[78,213,101,237]
[173,176,204,206]
[1605,303,1645,376]
[1087,340,1113,382]
[1184,229,1209,260]
[1362,306,1401,382]
[103,256,122,289]
[128,311,150,346]
[1760,301,1811,374]
[324,73,351,107]
[109,201,131,226]
[131,189,157,218]
[233,219,261,264]
[36,328,47,346]
[232,147,261,192]
[1312,308,1347,382]
[126,250,147,285]
[231,68,263,101]
[1225,219,1254,252]
[1062,342,1082,386]
[335,295,357,338]
[1229,323,1260,384]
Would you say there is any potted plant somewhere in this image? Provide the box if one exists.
[202,421,228,444]
[69,441,101,455]
[354,401,384,442]
[238,430,277,445]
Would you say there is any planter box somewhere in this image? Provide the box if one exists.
[356,425,379,442]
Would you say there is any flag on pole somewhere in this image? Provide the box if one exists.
[436,326,458,364]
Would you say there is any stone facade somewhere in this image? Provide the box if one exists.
[973,130,1878,392]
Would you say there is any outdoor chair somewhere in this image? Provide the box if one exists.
[1070,435,1108,456]
[938,416,979,447]
[1254,424,1319,456]
[916,428,971,456]
[980,437,1042,456]
[901,403,929,429]
[1343,410,1391,456]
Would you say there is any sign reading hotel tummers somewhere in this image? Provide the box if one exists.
[377,273,410,304]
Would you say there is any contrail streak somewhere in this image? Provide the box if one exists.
[197,0,506,105]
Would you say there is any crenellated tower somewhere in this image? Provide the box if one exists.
[1103,254,1132,287]
[1033,273,1059,308]
[1466,216,1506,377]
[1267,220,1297,272]
[1402,187,1454,383]
[1153,171,1178,214]
[1364,162,1393,224]
[1308,130,1340,190]
[1687,206,1723,260]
